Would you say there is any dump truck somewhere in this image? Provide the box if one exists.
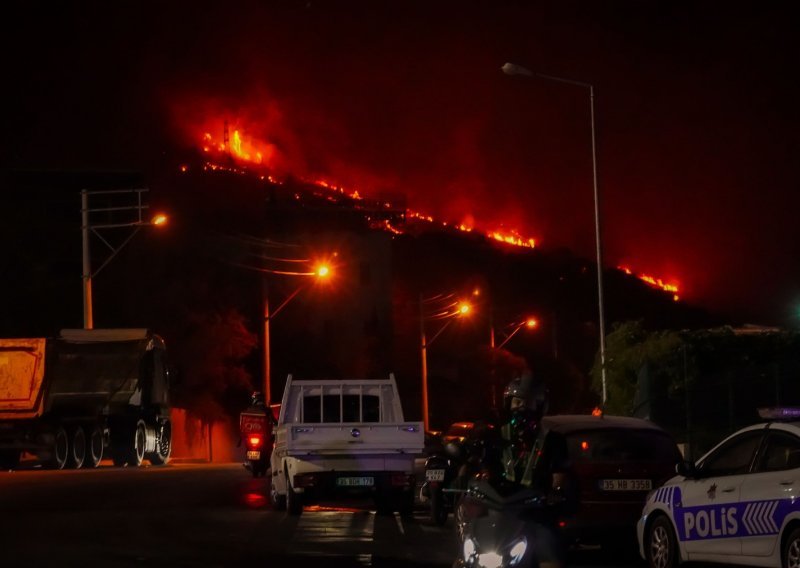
[0,328,173,470]
[270,374,424,515]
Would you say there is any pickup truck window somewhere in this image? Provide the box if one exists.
[302,394,380,423]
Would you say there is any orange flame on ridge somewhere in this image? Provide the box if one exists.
[618,265,680,301]
[195,123,537,252]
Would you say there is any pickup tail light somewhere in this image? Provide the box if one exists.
[293,473,317,488]
[391,473,414,487]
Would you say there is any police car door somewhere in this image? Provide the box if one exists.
[739,427,800,557]
[680,427,766,557]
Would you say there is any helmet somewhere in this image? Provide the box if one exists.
[250,391,265,407]
[503,370,547,427]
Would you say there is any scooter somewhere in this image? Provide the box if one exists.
[453,473,565,568]
[243,431,270,478]
[423,451,459,525]
[240,407,271,478]
[423,438,479,525]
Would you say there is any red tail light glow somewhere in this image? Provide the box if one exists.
[248,435,263,448]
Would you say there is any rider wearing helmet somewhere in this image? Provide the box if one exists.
[501,369,548,486]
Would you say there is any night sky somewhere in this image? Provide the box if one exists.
[4,1,799,325]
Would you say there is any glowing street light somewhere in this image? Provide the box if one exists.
[316,264,330,278]
[495,317,539,350]
[261,259,334,404]
[502,62,608,407]
[81,188,167,329]
[419,292,473,431]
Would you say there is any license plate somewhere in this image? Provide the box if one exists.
[246,450,261,460]
[426,469,445,482]
[336,476,374,487]
[600,479,652,491]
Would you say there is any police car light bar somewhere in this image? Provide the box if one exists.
[757,407,800,420]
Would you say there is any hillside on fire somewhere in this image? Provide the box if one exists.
[2,164,722,429]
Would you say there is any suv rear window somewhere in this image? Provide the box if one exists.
[564,429,680,462]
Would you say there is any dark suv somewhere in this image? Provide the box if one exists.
[532,414,682,549]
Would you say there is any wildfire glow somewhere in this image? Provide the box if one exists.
[195,124,542,251]
[618,265,680,300]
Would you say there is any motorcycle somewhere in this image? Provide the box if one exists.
[423,450,459,525]
[453,473,565,568]
[422,437,480,526]
[240,407,271,478]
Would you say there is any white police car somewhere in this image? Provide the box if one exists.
[638,408,800,568]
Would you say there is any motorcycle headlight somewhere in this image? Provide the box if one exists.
[478,552,502,568]
[509,537,528,566]
[463,537,476,560]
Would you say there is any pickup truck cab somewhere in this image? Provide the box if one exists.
[270,375,424,515]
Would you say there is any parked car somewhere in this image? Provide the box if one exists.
[531,414,682,551]
[638,407,800,568]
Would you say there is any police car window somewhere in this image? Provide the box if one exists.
[700,430,764,476]
[755,430,800,473]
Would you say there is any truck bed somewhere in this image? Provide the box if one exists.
[280,422,424,455]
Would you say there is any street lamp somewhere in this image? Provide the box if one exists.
[501,62,608,407]
[81,188,168,329]
[494,317,538,350]
[260,260,333,404]
[419,292,473,432]
[489,316,539,409]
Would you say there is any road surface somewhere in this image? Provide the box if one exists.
[0,461,662,567]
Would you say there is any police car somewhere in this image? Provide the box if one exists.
[638,408,800,568]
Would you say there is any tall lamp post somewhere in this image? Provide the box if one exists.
[226,234,335,404]
[81,188,167,330]
[501,62,608,406]
[261,264,330,404]
[419,293,472,432]
[489,316,539,409]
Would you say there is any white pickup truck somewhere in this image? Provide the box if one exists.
[269,375,424,515]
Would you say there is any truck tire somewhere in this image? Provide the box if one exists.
[69,426,86,469]
[130,420,147,467]
[430,488,447,525]
[85,424,104,468]
[111,420,146,467]
[148,419,172,466]
[47,425,69,470]
[271,478,287,511]
[0,450,21,470]
[286,473,303,516]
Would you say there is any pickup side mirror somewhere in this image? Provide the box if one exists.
[676,460,699,478]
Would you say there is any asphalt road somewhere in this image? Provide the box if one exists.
[0,461,655,568]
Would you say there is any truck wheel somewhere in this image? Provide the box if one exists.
[48,425,69,470]
[85,424,104,468]
[430,489,447,525]
[399,491,415,518]
[69,426,86,469]
[0,450,21,470]
[271,479,287,510]
[286,478,303,516]
[375,492,394,516]
[129,420,146,466]
[111,420,146,467]
[149,419,172,466]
